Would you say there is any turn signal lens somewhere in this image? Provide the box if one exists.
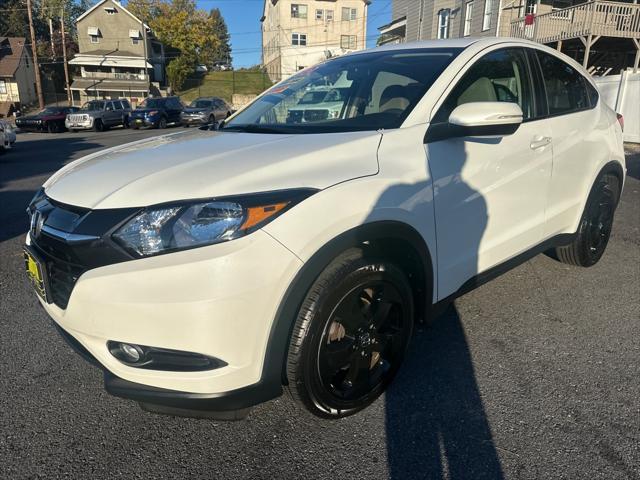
[241,202,289,230]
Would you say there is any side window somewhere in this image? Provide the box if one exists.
[585,80,599,108]
[113,101,123,110]
[105,102,114,111]
[434,48,533,123]
[121,100,131,109]
[536,51,589,115]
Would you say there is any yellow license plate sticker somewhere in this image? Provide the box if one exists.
[24,248,48,301]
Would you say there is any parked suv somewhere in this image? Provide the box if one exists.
[130,96,183,129]
[66,99,132,132]
[180,97,232,127]
[25,39,625,420]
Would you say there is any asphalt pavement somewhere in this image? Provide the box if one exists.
[0,129,638,479]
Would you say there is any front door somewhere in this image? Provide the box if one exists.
[426,47,553,299]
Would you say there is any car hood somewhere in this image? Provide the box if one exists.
[183,108,208,114]
[132,108,160,114]
[43,129,382,209]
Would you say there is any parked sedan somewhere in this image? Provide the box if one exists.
[24,38,625,421]
[66,99,132,132]
[0,120,17,152]
[130,96,184,129]
[181,97,232,127]
[16,106,79,133]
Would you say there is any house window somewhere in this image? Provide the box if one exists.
[291,4,308,19]
[90,35,100,44]
[292,33,307,46]
[132,38,139,45]
[464,2,474,36]
[326,10,334,21]
[483,0,493,31]
[437,9,450,39]
[316,9,324,20]
[340,35,357,49]
[342,7,357,21]
[0,80,6,94]
[104,7,117,14]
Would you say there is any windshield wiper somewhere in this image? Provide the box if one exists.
[221,124,292,134]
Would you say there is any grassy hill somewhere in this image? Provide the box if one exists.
[178,70,273,103]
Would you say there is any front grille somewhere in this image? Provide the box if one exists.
[68,114,87,123]
[27,196,138,310]
[47,255,85,309]
[286,110,303,123]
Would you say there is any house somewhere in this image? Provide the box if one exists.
[379,0,640,74]
[261,0,371,82]
[0,37,37,117]
[69,0,166,107]
[378,0,514,45]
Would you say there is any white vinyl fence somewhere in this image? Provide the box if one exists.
[594,71,640,143]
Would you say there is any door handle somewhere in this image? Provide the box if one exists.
[530,136,552,149]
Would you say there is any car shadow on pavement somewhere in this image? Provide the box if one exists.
[384,304,504,480]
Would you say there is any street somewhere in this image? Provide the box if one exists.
[0,129,639,479]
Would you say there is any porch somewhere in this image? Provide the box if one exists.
[510,0,640,71]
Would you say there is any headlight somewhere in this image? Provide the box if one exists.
[112,190,316,257]
[146,110,158,116]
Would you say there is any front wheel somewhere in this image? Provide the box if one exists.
[286,249,414,419]
[157,117,167,129]
[554,173,620,267]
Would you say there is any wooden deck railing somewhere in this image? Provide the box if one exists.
[510,1,640,44]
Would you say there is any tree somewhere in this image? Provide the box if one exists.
[207,8,232,67]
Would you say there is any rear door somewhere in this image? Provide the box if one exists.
[426,47,554,298]
[529,50,605,237]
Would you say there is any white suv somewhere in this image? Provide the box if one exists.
[24,38,625,420]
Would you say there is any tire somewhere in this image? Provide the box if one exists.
[208,115,215,125]
[286,248,414,419]
[46,121,58,134]
[123,116,129,128]
[131,124,139,130]
[554,173,620,267]
[157,117,167,129]
[93,119,104,132]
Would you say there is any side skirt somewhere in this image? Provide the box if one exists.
[430,233,575,316]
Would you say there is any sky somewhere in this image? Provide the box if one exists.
[194,0,393,68]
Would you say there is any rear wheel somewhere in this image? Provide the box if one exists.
[554,173,620,267]
[286,249,413,418]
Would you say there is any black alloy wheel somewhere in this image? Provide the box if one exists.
[157,116,167,129]
[287,249,413,418]
[554,173,620,267]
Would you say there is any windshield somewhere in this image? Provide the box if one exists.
[190,100,213,108]
[225,48,461,134]
[81,101,105,111]
[139,98,162,109]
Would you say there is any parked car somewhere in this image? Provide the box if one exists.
[66,99,132,132]
[180,97,232,127]
[16,106,79,133]
[24,38,625,420]
[0,120,16,153]
[130,96,183,129]
[286,86,351,123]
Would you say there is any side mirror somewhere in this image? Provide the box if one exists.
[448,101,523,136]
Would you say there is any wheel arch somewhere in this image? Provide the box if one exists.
[261,220,434,386]
[599,160,625,202]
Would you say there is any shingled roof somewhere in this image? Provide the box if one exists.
[0,37,27,77]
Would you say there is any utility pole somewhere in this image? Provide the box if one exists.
[27,0,45,109]
[60,8,72,105]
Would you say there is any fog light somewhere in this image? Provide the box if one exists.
[107,340,226,372]
[119,343,143,362]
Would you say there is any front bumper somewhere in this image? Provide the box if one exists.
[181,115,208,125]
[65,120,93,130]
[131,116,156,127]
[30,229,303,411]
